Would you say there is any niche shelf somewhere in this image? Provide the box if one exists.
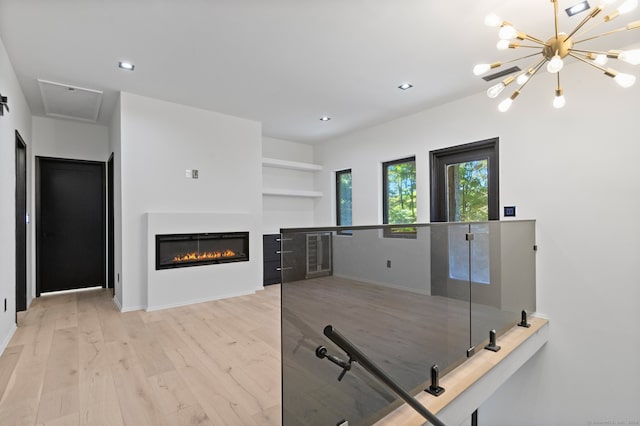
[262,188,323,198]
[261,157,323,198]
[262,157,323,172]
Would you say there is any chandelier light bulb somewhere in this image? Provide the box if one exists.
[498,98,513,112]
[516,72,531,85]
[600,0,617,4]
[553,93,566,109]
[496,40,510,50]
[473,63,491,76]
[484,13,503,27]
[498,25,518,40]
[619,49,640,65]
[617,0,638,14]
[547,55,564,73]
[594,54,609,65]
[487,82,507,98]
[614,72,637,87]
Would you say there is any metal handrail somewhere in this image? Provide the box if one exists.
[316,325,446,426]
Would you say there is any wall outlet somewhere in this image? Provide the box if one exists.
[386,260,391,268]
[191,169,198,179]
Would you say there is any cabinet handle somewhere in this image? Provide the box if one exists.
[276,267,293,271]
[275,238,292,242]
[276,250,292,254]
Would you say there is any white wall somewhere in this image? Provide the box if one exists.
[313,63,640,424]
[0,35,32,352]
[31,116,109,160]
[119,92,263,310]
[262,136,316,234]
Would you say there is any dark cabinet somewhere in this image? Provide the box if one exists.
[263,234,282,285]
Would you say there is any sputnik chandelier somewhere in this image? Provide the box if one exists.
[474,0,640,111]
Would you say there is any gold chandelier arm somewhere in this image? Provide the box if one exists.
[553,0,560,40]
[564,5,604,40]
[500,51,544,66]
[570,48,608,55]
[522,34,549,46]
[510,44,546,49]
[516,58,547,91]
[569,52,609,72]
[573,20,640,44]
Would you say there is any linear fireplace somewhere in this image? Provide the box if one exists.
[156,232,249,270]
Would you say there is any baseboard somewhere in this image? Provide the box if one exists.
[112,294,123,311]
[0,323,17,356]
[145,289,258,312]
[332,273,432,296]
[532,311,550,320]
[120,304,146,313]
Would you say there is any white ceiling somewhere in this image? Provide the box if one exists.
[0,0,638,143]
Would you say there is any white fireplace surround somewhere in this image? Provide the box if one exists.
[145,212,263,311]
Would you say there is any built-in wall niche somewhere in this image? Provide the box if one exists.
[262,157,323,198]
[155,232,249,270]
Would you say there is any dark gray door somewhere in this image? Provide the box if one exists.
[36,157,105,295]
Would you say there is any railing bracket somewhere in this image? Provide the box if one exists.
[484,329,501,352]
[425,364,445,396]
[315,345,352,381]
[518,309,531,328]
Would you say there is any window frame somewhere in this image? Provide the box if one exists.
[429,138,499,222]
[382,156,417,238]
[335,169,352,233]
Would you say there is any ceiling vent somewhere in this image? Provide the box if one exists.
[38,79,103,122]
[482,66,522,82]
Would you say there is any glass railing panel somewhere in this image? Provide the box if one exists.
[428,222,473,359]
[281,224,470,425]
[280,221,535,425]
[469,220,536,350]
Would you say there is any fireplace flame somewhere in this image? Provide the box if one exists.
[172,249,236,263]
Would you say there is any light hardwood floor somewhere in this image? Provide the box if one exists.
[0,286,281,426]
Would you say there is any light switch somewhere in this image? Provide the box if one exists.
[185,169,192,178]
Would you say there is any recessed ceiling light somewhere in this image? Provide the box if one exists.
[565,1,590,16]
[118,61,135,71]
[398,83,413,90]
[319,116,331,121]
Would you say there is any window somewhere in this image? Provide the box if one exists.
[446,159,489,222]
[430,139,498,222]
[335,169,352,228]
[383,156,416,236]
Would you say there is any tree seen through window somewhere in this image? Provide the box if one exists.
[383,157,416,230]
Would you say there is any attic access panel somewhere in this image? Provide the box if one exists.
[38,79,103,122]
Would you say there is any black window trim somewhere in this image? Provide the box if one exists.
[382,156,417,238]
[429,138,499,222]
[335,168,352,235]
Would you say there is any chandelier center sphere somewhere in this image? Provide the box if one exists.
[543,34,574,59]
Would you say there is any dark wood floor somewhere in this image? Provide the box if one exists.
[282,276,518,426]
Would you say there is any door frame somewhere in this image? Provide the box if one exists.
[429,138,499,222]
[107,153,114,290]
[15,131,27,312]
[35,156,106,296]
